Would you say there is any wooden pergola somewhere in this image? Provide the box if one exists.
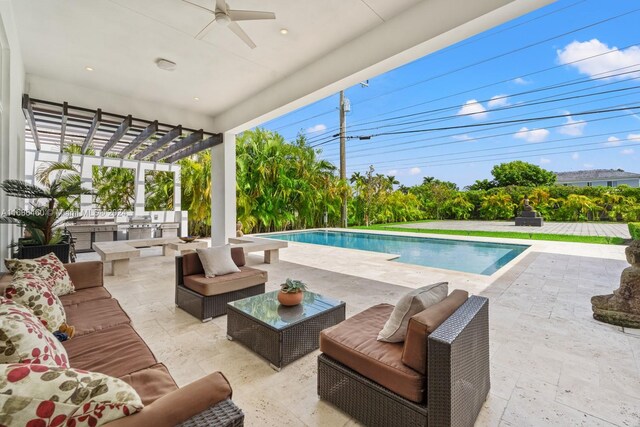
[22,95,222,162]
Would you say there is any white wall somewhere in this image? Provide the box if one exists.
[0,1,25,270]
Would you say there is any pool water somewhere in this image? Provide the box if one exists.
[266,230,528,276]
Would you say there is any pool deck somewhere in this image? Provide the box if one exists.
[395,220,632,239]
[78,229,639,426]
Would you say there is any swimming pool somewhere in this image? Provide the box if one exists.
[265,230,528,275]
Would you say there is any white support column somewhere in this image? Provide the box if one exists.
[211,132,236,246]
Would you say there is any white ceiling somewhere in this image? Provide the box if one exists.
[13,0,422,117]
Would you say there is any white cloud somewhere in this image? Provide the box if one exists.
[605,136,621,146]
[628,133,640,142]
[457,99,488,120]
[583,163,595,169]
[571,152,580,160]
[306,123,327,134]
[540,157,551,165]
[557,39,640,79]
[513,77,532,85]
[513,127,550,143]
[409,167,421,176]
[452,134,475,142]
[487,95,509,108]
[558,115,586,136]
[387,169,398,176]
[621,148,635,155]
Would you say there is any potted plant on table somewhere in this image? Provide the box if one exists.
[0,167,91,262]
[277,278,308,306]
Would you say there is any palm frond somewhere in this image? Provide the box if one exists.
[0,180,51,199]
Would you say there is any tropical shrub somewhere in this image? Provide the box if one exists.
[629,223,640,240]
[479,193,515,220]
[442,193,474,220]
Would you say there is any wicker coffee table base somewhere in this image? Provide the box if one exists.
[227,304,345,370]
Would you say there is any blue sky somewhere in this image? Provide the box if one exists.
[258,0,640,188]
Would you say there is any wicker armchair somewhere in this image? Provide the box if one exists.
[318,295,490,427]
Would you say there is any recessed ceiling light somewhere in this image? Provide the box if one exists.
[194,97,200,101]
[156,58,177,71]
[280,28,288,35]
[85,66,94,71]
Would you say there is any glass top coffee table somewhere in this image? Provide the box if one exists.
[226,290,346,370]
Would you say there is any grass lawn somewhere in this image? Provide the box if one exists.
[355,225,626,245]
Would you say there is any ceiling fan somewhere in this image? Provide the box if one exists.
[182,0,276,49]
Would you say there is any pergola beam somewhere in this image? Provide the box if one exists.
[81,108,102,154]
[118,120,158,158]
[22,94,41,150]
[164,134,223,163]
[151,129,204,162]
[59,102,68,152]
[101,115,132,155]
[134,125,182,160]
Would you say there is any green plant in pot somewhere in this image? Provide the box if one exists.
[277,278,308,306]
[0,169,91,262]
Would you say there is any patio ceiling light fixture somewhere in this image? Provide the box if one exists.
[280,28,288,35]
[156,58,177,71]
[85,66,94,71]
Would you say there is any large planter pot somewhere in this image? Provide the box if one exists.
[17,239,71,263]
[277,290,303,306]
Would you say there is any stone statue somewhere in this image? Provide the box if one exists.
[515,196,543,226]
[591,240,640,328]
[236,221,244,237]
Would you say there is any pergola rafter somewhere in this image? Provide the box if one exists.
[22,98,221,163]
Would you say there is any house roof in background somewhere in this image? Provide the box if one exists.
[555,169,640,182]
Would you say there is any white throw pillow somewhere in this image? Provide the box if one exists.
[377,282,448,343]
[197,245,241,278]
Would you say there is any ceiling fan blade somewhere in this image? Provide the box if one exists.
[227,9,276,21]
[216,0,227,12]
[227,21,256,49]
[195,18,217,40]
[182,0,215,13]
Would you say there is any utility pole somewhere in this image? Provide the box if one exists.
[339,90,347,228]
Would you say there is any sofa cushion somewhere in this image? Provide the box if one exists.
[0,297,69,367]
[402,290,469,375]
[378,282,448,343]
[0,363,142,427]
[65,298,131,337]
[5,252,75,296]
[59,286,112,306]
[64,324,157,377]
[63,260,104,290]
[119,363,179,405]
[320,303,425,403]
[197,245,241,277]
[183,266,267,296]
[5,272,67,332]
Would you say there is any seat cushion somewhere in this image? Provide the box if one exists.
[65,298,131,337]
[183,266,267,296]
[59,286,112,306]
[63,324,157,377]
[320,304,425,403]
[402,290,469,375]
[119,363,178,405]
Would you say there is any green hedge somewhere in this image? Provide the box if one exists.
[630,223,640,240]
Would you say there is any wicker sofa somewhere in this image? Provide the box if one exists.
[175,247,267,321]
[317,290,489,427]
[0,261,244,427]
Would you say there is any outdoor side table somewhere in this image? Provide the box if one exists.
[226,290,346,370]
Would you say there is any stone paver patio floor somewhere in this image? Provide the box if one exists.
[397,220,631,239]
[79,240,640,426]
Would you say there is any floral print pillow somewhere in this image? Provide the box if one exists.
[0,298,69,368]
[4,252,75,296]
[0,363,143,427]
[5,273,67,333]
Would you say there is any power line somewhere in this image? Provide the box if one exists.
[272,7,639,135]
[309,63,640,147]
